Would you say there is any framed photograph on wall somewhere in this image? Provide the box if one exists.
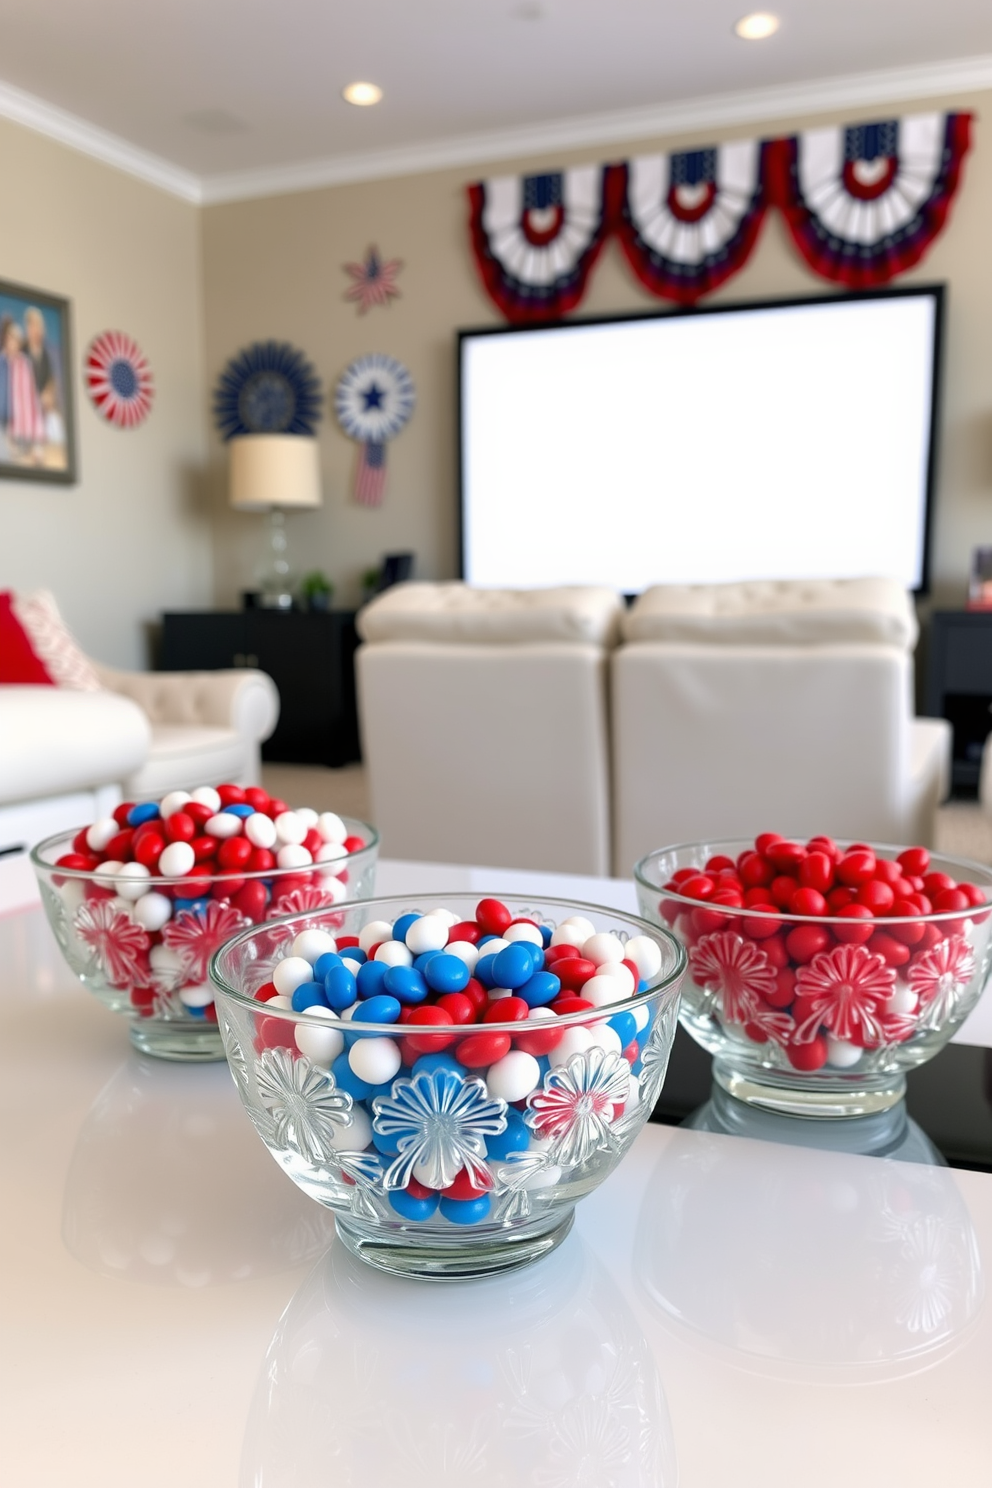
[0,278,77,484]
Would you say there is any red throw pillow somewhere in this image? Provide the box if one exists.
[0,590,55,684]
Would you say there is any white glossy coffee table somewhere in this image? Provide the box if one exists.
[1,858,990,1485]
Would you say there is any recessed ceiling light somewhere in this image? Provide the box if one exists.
[734,12,780,40]
[343,81,383,107]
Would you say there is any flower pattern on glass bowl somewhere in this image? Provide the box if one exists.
[793,943,896,1045]
[255,1048,354,1165]
[527,1047,630,1170]
[74,899,150,987]
[266,883,344,919]
[333,1149,386,1220]
[490,1149,558,1222]
[372,1067,507,1192]
[161,901,249,984]
[689,931,776,1026]
[909,936,977,1033]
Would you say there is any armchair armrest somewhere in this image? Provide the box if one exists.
[94,665,280,744]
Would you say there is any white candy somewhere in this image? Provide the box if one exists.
[359,920,395,951]
[583,932,624,967]
[550,1025,595,1065]
[329,1103,371,1151]
[292,928,338,964]
[887,986,918,1015]
[85,817,119,853]
[624,935,663,981]
[274,811,306,846]
[296,807,319,829]
[179,983,214,1009]
[432,908,461,926]
[315,841,348,863]
[276,843,313,869]
[264,994,293,1010]
[158,841,195,878]
[525,1005,558,1026]
[349,1036,401,1085]
[159,791,192,819]
[340,1002,361,1020]
[204,812,243,839]
[317,811,347,844]
[340,951,364,970]
[631,1003,650,1033]
[295,1008,344,1065]
[244,813,277,849]
[272,956,315,998]
[478,937,510,958]
[191,786,221,813]
[319,876,347,904]
[588,1021,623,1056]
[826,1037,863,1068]
[374,941,413,968]
[93,858,126,884]
[149,944,182,977]
[582,974,626,1008]
[487,986,514,1000]
[503,921,544,947]
[444,940,480,973]
[549,923,587,949]
[115,862,151,900]
[405,914,449,955]
[623,1071,641,1111]
[558,915,596,941]
[610,962,636,997]
[486,1050,541,1102]
[133,891,173,932]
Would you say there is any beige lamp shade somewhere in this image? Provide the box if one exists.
[228,434,322,511]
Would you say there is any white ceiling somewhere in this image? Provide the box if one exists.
[1,0,991,202]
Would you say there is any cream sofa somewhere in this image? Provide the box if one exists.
[356,583,623,874]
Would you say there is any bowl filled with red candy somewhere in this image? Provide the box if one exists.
[31,785,379,1062]
[634,835,992,1118]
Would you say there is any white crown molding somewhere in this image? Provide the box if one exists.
[0,79,202,202]
[2,52,990,209]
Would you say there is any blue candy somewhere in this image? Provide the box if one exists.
[324,965,358,1011]
[538,924,553,947]
[127,802,160,827]
[390,1189,439,1222]
[517,970,560,1008]
[291,982,329,1012]
[485,1108,530,1160]
[424,953,470,995]
[371,1127,401,1157]
[358,993,402,1025]
[392,912,421,944]
[340,946,367,966]
[474,953,499,989]
[608,1010,637,1049]
[439,1195,491,1226]
[330,1052,374,1100]
[314,951,344,980]
[493,943,535,990]
[356,960,389,998]
[383,965,428,1004]
[174,896,210,914]
[411,1052,467,1079]
[477,934,501,949]
[222,803,255,817]
[413,950,440,974]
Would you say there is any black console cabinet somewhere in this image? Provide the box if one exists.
[160,610,361,767]
[925,611,992,794]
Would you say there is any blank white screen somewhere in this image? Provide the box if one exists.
[461,295,937,591]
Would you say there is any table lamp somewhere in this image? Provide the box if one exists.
[229,434,322,609]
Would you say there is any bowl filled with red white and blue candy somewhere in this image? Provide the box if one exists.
[31,784,379,1062]
[209,893,685,1279]
[635,835,992,1119]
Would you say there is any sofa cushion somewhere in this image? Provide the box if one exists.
[4,590,103,690]
[0,593,53,684]
[124,725,250,800]
[358,583,623,647]
[0,686,150,805]
[621,577,918,649]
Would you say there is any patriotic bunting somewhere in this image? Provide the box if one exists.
[334,353,415,506]
[766,112,972,288]
[467,166,611,321]
[611,141,769,305]
[85,331,154,428]
[466,111,971,319]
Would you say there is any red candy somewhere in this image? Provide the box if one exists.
[456,1031,512,1067]
[476,898,512,936]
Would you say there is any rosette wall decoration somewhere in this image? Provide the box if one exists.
[468,167,612,321]
[334,353,415,506]
[610,142,770,305]
[85,331,154,428]
[766,112,972,287]
[213,340,322,439]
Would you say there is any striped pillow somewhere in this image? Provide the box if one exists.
[3,589,103,690]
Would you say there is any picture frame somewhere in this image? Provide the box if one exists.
[0,277,77,484]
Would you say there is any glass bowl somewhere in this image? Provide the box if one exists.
[635,839,992,1118]
[209,892,685,1280]
[31,816,379,1062]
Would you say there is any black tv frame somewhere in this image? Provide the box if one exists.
[457,283,946,596]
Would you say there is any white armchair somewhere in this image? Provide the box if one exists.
[611,578,951,875]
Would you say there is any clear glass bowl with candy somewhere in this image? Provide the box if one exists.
[635,835,992,1118]
[31,784,379,1062]
[208,893,685,1280]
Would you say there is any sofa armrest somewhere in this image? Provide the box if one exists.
[94,665,280,744]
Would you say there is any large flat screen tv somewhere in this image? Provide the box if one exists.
[458,286,943,594]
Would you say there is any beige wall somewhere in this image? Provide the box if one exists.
[0,117,210,669]
[203,88,992,612]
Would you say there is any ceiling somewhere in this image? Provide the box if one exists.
[1,0,990,201]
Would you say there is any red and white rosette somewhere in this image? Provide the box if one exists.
[85,330,154,428]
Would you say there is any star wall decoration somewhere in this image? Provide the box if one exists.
[342,245,403,314]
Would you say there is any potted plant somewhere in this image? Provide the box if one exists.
[299,570,334,612]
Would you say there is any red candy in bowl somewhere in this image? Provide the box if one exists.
[31,784,379,1062]
[634,835,992,1117]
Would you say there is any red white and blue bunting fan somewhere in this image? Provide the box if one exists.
[768,112,972,287]
[610,141,769,305]
[84,331,154,428]
[468,166,611,321]
[213,340,322,438]
[334,354,415,506]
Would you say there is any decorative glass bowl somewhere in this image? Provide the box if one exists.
[209,893,685,1280]
[635,839,992,1118]
[31,817,379,1062]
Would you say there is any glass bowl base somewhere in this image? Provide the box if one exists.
[129,1021,226,1062]
[714,1059,907,1119]
[333,1207,575,1281]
